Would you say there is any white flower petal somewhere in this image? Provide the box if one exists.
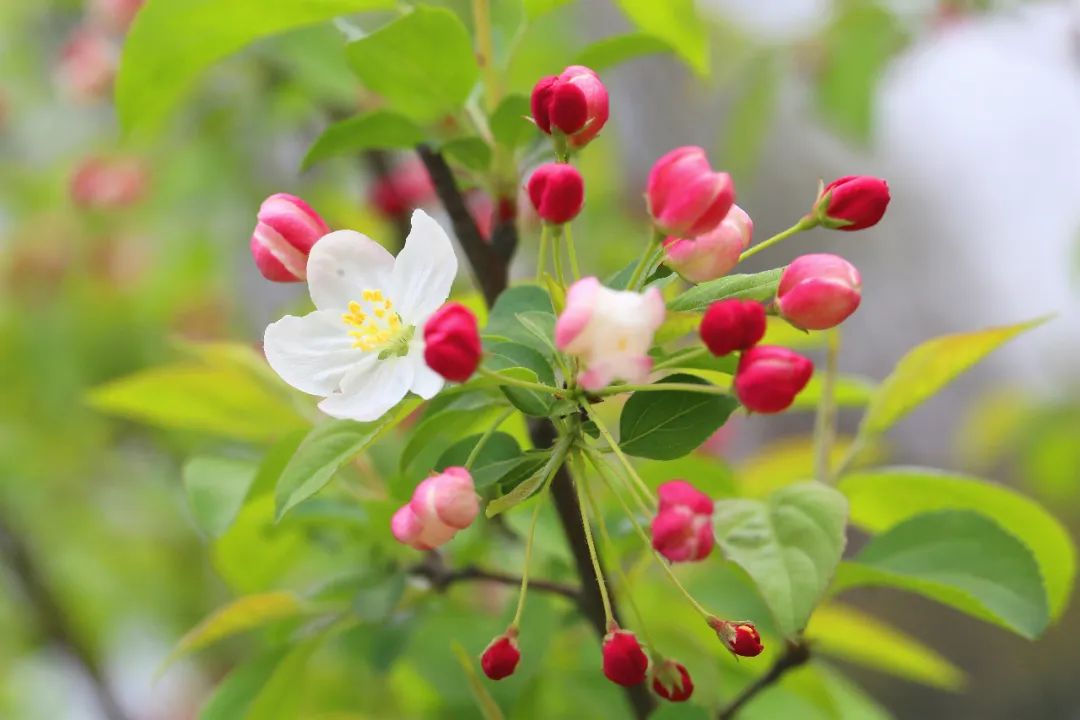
[407,342,444,399]
[307,229,395,311]
[317,356,414,422]
[264,310,367,396]
[390,210,458,323]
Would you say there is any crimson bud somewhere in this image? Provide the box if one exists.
[814,175,890,231]
[651,480,714,564]
[709,619,764,657]
[423,302,482,382]
[647,147,735,238]
[699,299,766,357]
[733,346,813,414]
[249,193,329,282]
[602,629,649,686]
[651,660,694,702]
[777,254,862,330]
[527,163,585,225]
[530,65,609,148]
[481,633,521,680]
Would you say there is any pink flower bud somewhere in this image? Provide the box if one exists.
[602,630,648,687]
[647,147,735,238]
[54,27,117,103]
[530,65,609,148]
[708,619,764,657]
[391,467,479,551]
[423,302,482,382]
[527,163,584,225]
[481,633,521,680]
[555,277,665,391]
[777,254,861,331]
[651,480,714,563]
[249,193,330,282]
[70,155,149,210]
[88,0,144,32]
[815,175,890,231]
[369,158,435,218]
[652,660,694,702]
[733,346,813,414]
[699,299,766,357]
[663,205,752,282]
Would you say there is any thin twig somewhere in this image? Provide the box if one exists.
[716,641,812,720]
[410,553,580,604]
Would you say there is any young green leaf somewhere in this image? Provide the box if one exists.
[618,374,737,460]
[164,592,303,669]
[713,482,849,638]
[613,0,709,76]
[486,435,571,516]
[485,342,557,416]
[574,33,672,72]
[302,110,423,169]
[346,6,479,122]
[399,392,506,473]
[442,136,493,172]
[436,432,524,488]
[839,467,1074,620]
[833,510,1050,639]
[183,457,259,538]
[667,268,784,312]
[490,94,535,148]
[199,648,290,720]
[482,284,555,351]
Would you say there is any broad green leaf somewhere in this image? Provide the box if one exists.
[575,33,671,71]
[276,400,418,519]
[722,51,780,183]
[486,437,569,516]
[618,374,738,460]
[514,311,558,355]
[713,482,848,637]
[613,0,708,76]
[861,318,1048,436]
[167,592,303,668]
[117,0,394,133]
[806,603,965,690]
[490,94,535,148]
[199,649,289,720]
[302,110,423,169]
[183,457,259,538]
[346,6,478,122]
[839,467,1074,619]
[436,432,524,488]
[485,342,557,416]
[87,362,306,442]
[667,269,784,312]
[244,639,320,719]
[399,392,505,473]
[213,495,305,593]
[482,284,554,351]
[833,510,1049,638]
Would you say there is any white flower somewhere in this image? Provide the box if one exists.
[554,277,666,390]
[263,210,457,422]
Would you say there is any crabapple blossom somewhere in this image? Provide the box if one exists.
[390,467,478,550]
[699,299,766,357]
[813,175,890,230]
[527,163,584,224]
[249,193,330,283]
[423,302,481,382]
[733,346,813,413]
[651,480,714,563]
[777,254,862,330]
[647,146,734,238]
[663,204,753,282]
[530,65,609,148]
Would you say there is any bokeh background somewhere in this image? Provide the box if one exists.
[2,0,1079,718]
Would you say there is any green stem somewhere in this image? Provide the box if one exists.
[466,407,515,469]
[626,229,664,291]
[653,346,709,371]
[471,0,501,112]
[477,367,563,396]
[583,448,712,620]
[510,493,546,628]
[738,217,817,262]
[564,224,581,280]
[596,382,730,398]
[581,404,656,511]
[536,224,549,283]
[575,456,615,629]
[813,329,841,484]
[551,224,567,290]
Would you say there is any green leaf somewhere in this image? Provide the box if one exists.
[478,452,551,495]
[482,284,554,352]
[485,439,565,517]
[302,110,423,169]
[713,482,848,637]
[87,360,306,443]
[839,467,1075,620]
[514,311,558,355]
[618,374,738,460]
[183,457,259,538]
[667,268,784,312]
[199,649,289,720]
[399,392,505,473]
[442,136,493,172]
[276,400,417,519]
[833,510,1049,639]
[575,33,672,72]
[117,0,395,133]
[346,6,479,122]
[722,51,780,183]
[436,432,524,489]
[524,0,573,19]
[806,603,965,690]
[244,639,320,719]
[490,94,535,148]
[166,592,303,668]
[613,0,708,76]
[860,317,1048,436]
[485,342,557,416]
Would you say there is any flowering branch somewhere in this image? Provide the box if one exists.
[716,640,811,720]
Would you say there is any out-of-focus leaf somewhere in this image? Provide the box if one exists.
[860,317,1048,436]
[833,510,1049,639]
[214,495,303,593]
[184,457,259,538]
[436,432,523,487]
[451,643,506,720]
[806,603,965,690]
[244,639,321,719]
[490,94,535,147]
[523,0,572,19]
[276,400,418,519]
[613,0,709,76]
[166,592,303,668]
[575,33,672,71]
[667,269,783,312]
[840,467,1074,620]
[486,436,569,516]
[714,482,848,637]
[346,6,479,121]
[199,649,289,720]
[619,375,738,460]
[442,136,493,171]
[117,0,395,133]
[722,51,779,182]
[791,374,877,410]
[302,110,423,169]
[738,436,877,498]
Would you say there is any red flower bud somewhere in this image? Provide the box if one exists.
[733,346,813,414]
[651,480,714,563]
[249,193,330,282]
[70,155,149,211]
[709,619,764,657]
[651,660,694,702]
[527,163,585,225]
[699,299,766,357]
[423,302,482,382]
[647,147,735,238]
[369,158,436,218]
[602,630,649,686]
[481,633,521,680]
[530,65,609,148]
[777,254,862,330]
[815,175,890,231]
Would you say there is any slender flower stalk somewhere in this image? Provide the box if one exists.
[738,217,817,262]
[466,407,516,469]
[582,404,657,511]
[565,223,581,279]
[596,382,730,398]
[511,491,547,629]
[476,367,563,395]
[575,460,615,629]
[551,225,568,288]
[536,224,549,283]
[813,329,841,484]
[625,229,664,291]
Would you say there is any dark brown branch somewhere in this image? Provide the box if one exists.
[0,511,130,720]
[411,552,580,604]
[717,641,811,720]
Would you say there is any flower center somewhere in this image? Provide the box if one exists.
[342,289,412,357]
